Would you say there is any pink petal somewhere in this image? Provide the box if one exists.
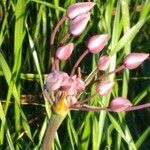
[96,81,114,96]
[45,71,70,91]
[110,97,132,112]
[67,2,95,19]
[98,55,110,71]
[66,76,85,95]
[124,53,149,69]
[56,43,74,61]
[66,96,77,106]
[74,77,85,92]
[69,12,91,36]
[87,34,109,53]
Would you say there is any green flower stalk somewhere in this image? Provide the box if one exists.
[42,114,66,150]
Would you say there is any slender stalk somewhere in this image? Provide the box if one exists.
[51,57,55,71]
[54,58,60,71]
[60,33,70,45]
[84,67,98,86]
[75,93,98,105]
[70,104,111,112]
[50,15,68,45]
[70,102,150,113]
[43,89,53,105]
[42,114,66,150]
[125,103,150,111]
[70,50,89,76]
[94,65,125,83]
[84,64,125,87]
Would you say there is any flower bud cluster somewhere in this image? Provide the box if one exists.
[67,2,95,36]
[45,2,150,115]
[45,70,85,106]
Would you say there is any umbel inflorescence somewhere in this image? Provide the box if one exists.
[44,2,150,116]
[41,2,150,150]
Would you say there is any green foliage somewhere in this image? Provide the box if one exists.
[0,0,150,149]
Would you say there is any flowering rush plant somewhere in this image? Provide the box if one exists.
[42,2,150,149]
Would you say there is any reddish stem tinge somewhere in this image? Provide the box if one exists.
[124,102,150,111]
[55,58,60,71]
[70,50,89,76]
[74,93,98,105]
[60,33,70,45]
[70,104,111,112]
[50,15,68,46]
[70,102,150,113]
[95,65,125,82]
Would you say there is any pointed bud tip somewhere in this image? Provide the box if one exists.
[67,2,96,19]
[96,81,114,96]
[124,53,149,69]
[69,12,91,36]
[110,97,132,112]
[56,43,74,61]
[87,34,109,53]
[98,55,111,71]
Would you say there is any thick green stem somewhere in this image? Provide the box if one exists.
[42,114,66,150]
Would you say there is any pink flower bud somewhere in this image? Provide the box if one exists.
[96,81,114,96]
[45,71,70,92]
[124,53,149,69]
[87,34,109,53]
[56,43,74,61]
[67,2,95,19]
[98,55,110,71]
[110,97,132,112]
[69,12,91,36]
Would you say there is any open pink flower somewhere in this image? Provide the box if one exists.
[67,2,95,19]
[98,55,110,71]
[110,97,132,112]
[66,75,85,95]
[69,12,91,36]
[45,71,70,92]
[87,34,109,53]
[56,43,74,61]
[124,53,149,69]
[96,81,114,96]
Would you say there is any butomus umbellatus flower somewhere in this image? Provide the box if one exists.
[44,70,85,115]
[87,34,109,53]
[124,53,149,69]
[69,12,91,36]
[67,2,95,19]
[110,97,132,112]
[56,43,74,61]
[42,2,150,149]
